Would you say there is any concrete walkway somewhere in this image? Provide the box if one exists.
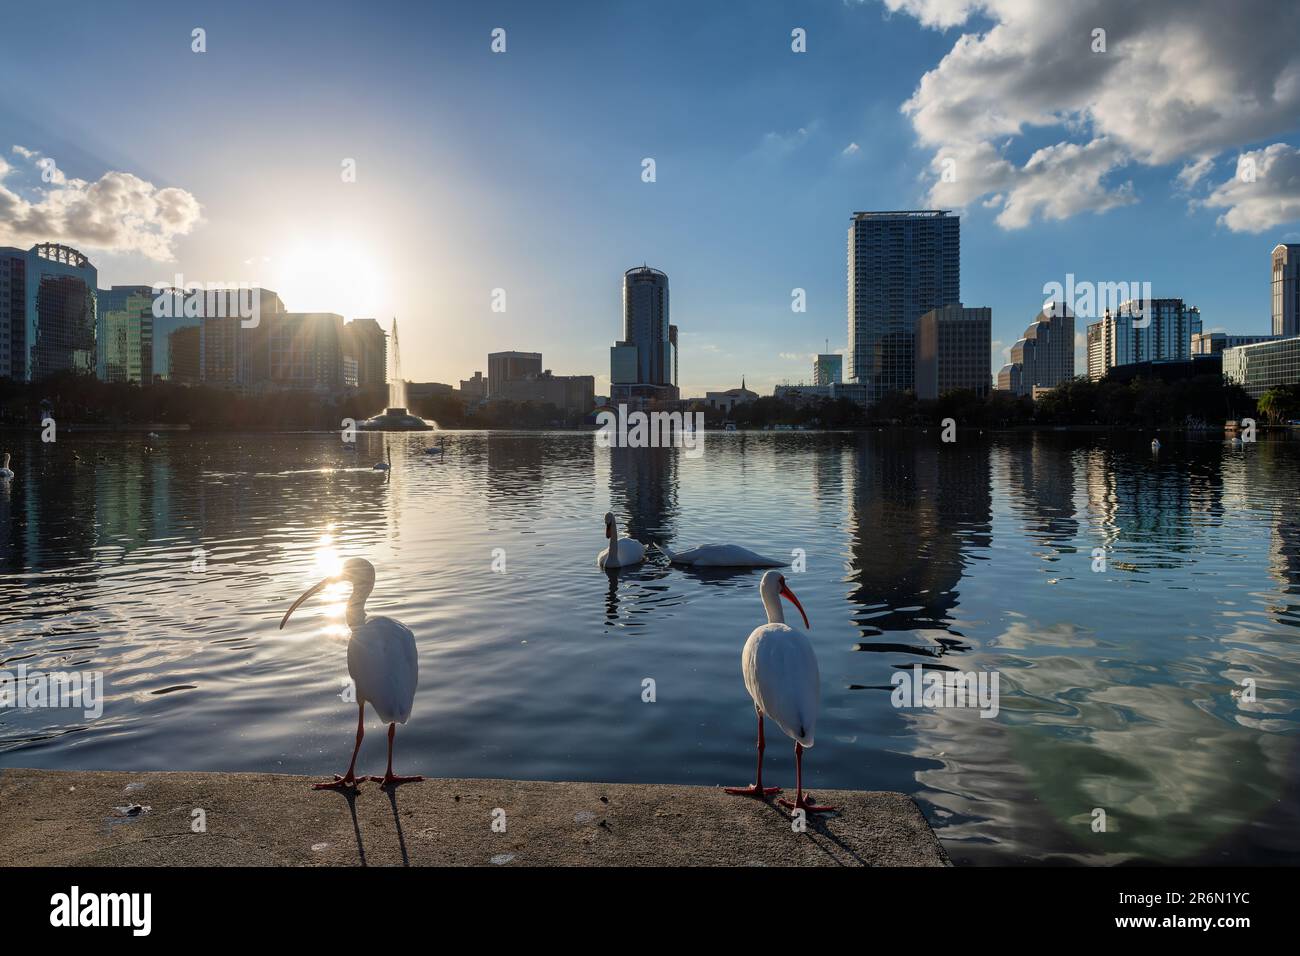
[0,768,949,867]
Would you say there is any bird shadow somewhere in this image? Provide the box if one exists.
[316,784,410,866]
[318,787,368,866]
[384,786,411,867]
[754,797,863,867]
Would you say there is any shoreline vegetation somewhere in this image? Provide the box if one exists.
[1,371,1296,434]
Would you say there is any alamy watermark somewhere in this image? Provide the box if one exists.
[1042,274,1154,328]
[151,275,261,328]
[0,663,103,719]
[890,663,1000,718]
[596,404,706,459]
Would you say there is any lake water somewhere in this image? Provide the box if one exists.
[2,429,1298,865]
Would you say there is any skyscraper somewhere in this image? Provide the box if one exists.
[343,318,388,388]
[848,211,959,404]
[996,303,1074,396]
[916,304,991,400]
[813,353,843,385]
[0,243,98,381]
[610,265,678,403]
[1085,299,1202,381]
[97,285,155,383]
[1272,243,1300,338]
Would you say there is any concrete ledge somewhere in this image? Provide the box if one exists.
[0,768,949,867]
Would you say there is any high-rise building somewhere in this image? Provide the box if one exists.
[265,313,345,391]
[1085,299,1202,381]
[0,243,98,381]
[459,371,487,401]
[848,211,960,404]
[813,353,843,385]
[610,265,678,403]
[96,285,155,383]
[916,304,991,400]
[487,351,543,397]
[996,303,1074,396]
[343,317,387,388]
[1272,244,1300,338]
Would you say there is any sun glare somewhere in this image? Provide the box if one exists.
[271,238,385,320]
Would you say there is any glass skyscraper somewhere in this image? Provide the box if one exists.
[0,243,98,382]
[848,210,960,404]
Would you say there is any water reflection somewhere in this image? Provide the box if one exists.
[1,429,1298,864]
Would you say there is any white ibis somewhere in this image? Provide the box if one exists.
[724,570,836,813]
[0,453,12,480]
[597,512,646,569]
[657,542,783,568]
[280,557,423,790]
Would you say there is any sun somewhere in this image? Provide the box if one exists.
[269,238,385,319]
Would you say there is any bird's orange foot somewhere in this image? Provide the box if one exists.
[777,793,838,813]
[312,773,361,791]
[723,783,782,798]
[366,773,424,787]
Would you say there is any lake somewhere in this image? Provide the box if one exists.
[2,429,1298,865]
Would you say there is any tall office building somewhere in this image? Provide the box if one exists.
[488,350,543,397]
[916,304,991,400]
[813,353,843,385]
[848,210,959,404]
[1085,299,1202,381]
[0,243,98,381]
[610,265,678,403]
[1191,331,1277,355]
[996,303,1074,396]
[196,288,287,388]
[343,317,388,388]
[97,285,155,383]
[1272,244,1300,338]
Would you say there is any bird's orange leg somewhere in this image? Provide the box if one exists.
[367,723,424,787]
[777,742,838,813]
[724,710,781,798]
[314,701,366,790]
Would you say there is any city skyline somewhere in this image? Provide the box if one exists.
[2,1,1299,396]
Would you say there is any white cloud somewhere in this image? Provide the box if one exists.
[890,0,1300,228]
[0,145,202,260]
[1201,143,1300,233]
[842,142,861,157]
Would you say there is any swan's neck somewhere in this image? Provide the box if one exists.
[605,527,619,567]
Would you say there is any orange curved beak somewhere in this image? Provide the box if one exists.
[280,577,329,629]
[779,581,809,629]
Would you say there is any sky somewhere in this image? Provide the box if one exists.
[2,0,1298,396]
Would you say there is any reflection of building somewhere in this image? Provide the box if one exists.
[704,379,758,414]
[488,351,542,397]
[916,304,991,400]
[1085,299,1202,381]
[1222,335,1300,397]
[343,318,387,388]
[847,433,990,636]
[96,285,154,383]
[813,353,842,385]
[997,303,1073,396]
[848,211,960,403]
[0,243,98,381]
[1272,243,1300,338]
[1192,331,1276,355]
[610,266,679,404]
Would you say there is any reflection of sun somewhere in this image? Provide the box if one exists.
[270,239,384,318]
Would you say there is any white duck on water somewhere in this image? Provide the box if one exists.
[597,512,646,569]
[280,558,422,790]
[724,570,836,813]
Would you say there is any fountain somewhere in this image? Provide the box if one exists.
[357,317,433,431]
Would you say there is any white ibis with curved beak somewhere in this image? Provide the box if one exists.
[280,557,423,790]
[597,512,646,569]
[725,570,837,813]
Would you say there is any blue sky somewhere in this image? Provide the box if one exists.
[2,0,1298,394]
